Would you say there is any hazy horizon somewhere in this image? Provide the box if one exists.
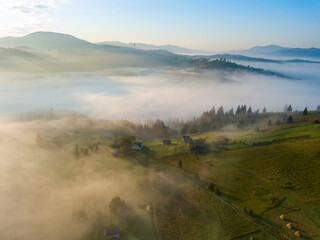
[1,0,320,52]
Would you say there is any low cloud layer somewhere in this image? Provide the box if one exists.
[0,119,152,240]
[0,67,319,121]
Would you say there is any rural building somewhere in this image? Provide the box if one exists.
[183,136,192,143]
[163,139,171,145]
[104,225,120,239]
[132,142,143,150]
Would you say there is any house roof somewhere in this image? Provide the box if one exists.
[133,142,143,147]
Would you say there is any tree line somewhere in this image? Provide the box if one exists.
[181,105,263,134]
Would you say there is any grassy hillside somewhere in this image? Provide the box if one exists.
[143,112,320,239]
[34,111,320,239]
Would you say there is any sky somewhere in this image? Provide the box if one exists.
[0,0,319,51]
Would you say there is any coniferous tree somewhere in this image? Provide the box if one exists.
[236,105,241,115]
[287,115,293,123]
[240,105,247,114]
[317,105,320,111]
[217,106,224,117]
[303,107,308,115]
[247,107,252,114]
[229,108,234,116]
[287,105,292,112]
[263,107,266,113]
[109,196,126,215]
[283,104,288,112]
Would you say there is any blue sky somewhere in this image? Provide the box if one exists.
[0,0,319,51]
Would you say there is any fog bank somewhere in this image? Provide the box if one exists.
[0,68,319,120]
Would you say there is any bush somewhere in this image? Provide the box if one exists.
[109,196,127,215]
[178,160,182,169]
[243,206,248,214]
[119,136,135,153]
[248,209,254,217]
[208,183,215,192]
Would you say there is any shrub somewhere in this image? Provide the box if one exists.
[208,183,215,192]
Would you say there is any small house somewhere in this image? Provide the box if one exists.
[104,225,120,239]
[132,142,143,150]
[183,136,192,143]
[163,139,171,145]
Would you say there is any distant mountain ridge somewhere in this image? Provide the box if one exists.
[0,32,215,55]
[96,41,215,55]
[0,32,318,59]
[203,54,320,64]
[228,45,320,59]
[0,31,299,78]
[0,32,96,50]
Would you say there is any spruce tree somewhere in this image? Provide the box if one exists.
[303,107,308,115]
[236,105,241,115]
[287,115,293,123]
[287,105,292,112]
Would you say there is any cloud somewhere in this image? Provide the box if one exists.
[0,0,68,36]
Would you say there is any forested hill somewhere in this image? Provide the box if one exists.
[202,54,320,64]
[192,58,292,79]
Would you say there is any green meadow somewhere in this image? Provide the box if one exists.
[73,112,320,239]
[143,112,320,239]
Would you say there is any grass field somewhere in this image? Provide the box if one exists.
[146,112,320,239]
[70,112,320,239]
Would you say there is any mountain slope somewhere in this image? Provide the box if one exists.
[193,58,292,79]
[0,32,294,78]
[96,41,214,55]
[0,32,96,50]
[275,47,320,58]
[203,54,320,64]
[229,45,320,59]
